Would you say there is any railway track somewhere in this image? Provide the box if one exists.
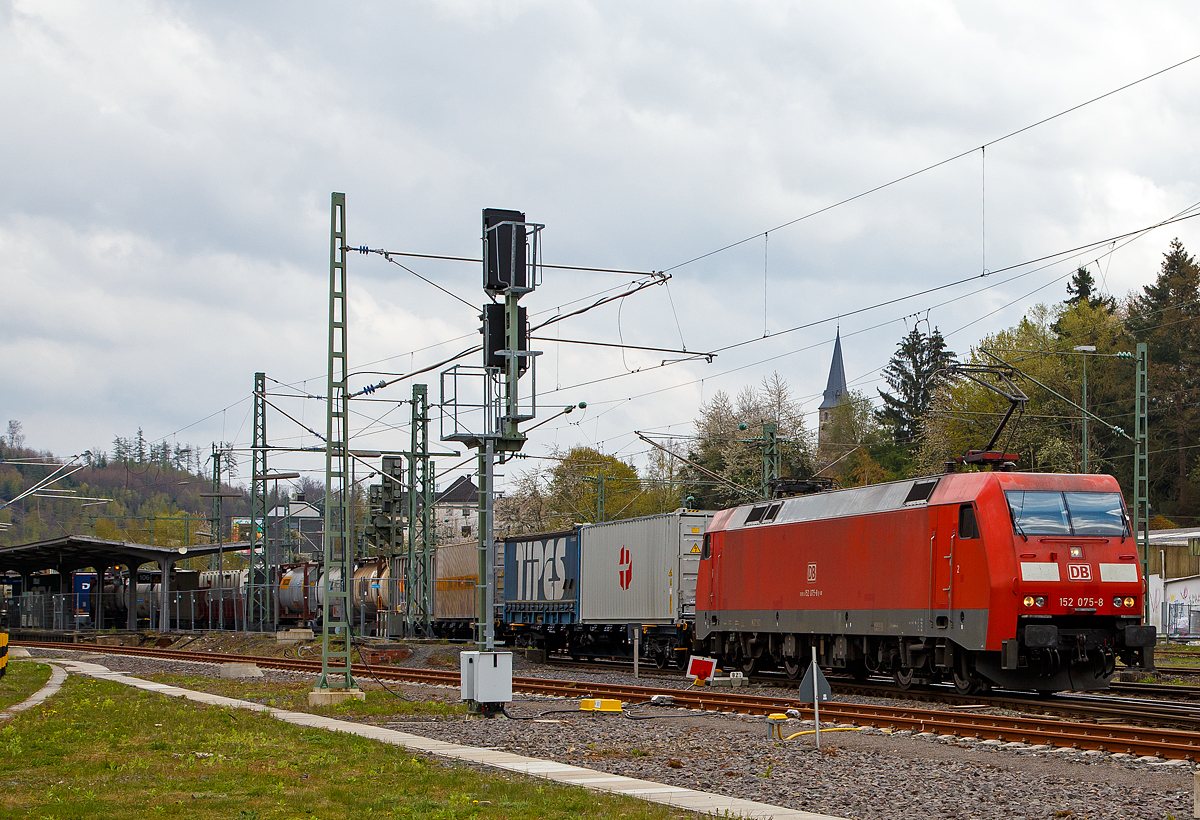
[547,654,1200,730]
[1148,665,1200,676]
[16,640,1200,760]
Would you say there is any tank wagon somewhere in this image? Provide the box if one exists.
[503,510,713,667]
[432,541,480,638]
[697,470,1155,693]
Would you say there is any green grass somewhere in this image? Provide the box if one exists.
[0,675,690,819]
[0,661,52,710]
[142,673,468,720]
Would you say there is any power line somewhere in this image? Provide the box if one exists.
[661,52,1200,274]
[349,248,654,276]
[539,207,1200,409]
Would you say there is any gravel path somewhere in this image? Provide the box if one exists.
[27,647,1196,820]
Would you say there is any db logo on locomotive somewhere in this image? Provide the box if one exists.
[618,546,632,590]
[1068,563,1092,581]
[807,563,817,583]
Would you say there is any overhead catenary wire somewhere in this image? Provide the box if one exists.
[350,247,478,310]
[660,52,1200,275]
[539,205,1200,408]
[348,248,654,276]
[142,65,1200,477]
[147,57,1200,464]
[344,273,672,398]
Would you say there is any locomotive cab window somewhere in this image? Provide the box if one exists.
[958,504,979,539]
[701,534,711,559]
[761,503,782,523]
[1006,491,1128,537]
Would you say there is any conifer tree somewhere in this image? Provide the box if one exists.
[876,326,956,446]
[1126,238,1200,517]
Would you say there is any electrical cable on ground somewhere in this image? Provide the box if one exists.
[345,620,412,701]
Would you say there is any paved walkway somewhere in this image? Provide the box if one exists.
[1,661,67,721]
[43,657,844,820]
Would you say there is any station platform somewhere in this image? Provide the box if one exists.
[42,656,844,820]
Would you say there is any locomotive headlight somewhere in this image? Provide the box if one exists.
[1034,596,1046,608]
[1124,597,1136,608]
[1113,596,1123,608]
[1023,596,1035,607]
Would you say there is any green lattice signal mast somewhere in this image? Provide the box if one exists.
[314,192,355,694]
[249,371,268,630]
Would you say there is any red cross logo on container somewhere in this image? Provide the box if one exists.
[618,546,632,590]
[1068,564,1092,581]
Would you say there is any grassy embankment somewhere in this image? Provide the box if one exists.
[0,660,52,710]
[146,672,468,720]
[0,673,690,819]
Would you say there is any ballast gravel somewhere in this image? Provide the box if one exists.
[27,647,1194,820]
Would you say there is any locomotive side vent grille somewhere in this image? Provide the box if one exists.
[903,480,939,505]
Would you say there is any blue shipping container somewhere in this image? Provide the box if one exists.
[74,572,96,615]
[503,529,580,625]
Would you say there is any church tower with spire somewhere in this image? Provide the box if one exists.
[817,329,848,453]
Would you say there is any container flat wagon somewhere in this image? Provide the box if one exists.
[503,510,713,667]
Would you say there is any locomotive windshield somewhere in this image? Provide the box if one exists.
[1005,490,1128,537]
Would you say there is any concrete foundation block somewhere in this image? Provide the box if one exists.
[276,629,315,644]
[219,662,264,679]
[8,647,31,659]
[307,688,366,706]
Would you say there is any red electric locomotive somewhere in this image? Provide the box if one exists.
[696,470,1155,693]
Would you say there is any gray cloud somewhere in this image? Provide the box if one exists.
[2,0,1198,483]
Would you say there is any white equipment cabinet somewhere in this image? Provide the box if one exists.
[460,650,513,705]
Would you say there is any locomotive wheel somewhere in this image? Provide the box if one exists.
[951,669,976,694]
[783,657,802,680]
[654,649,669,669]
[740,656,758,675]
[894,668,916,690]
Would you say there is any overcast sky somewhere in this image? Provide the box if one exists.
[4,1,1200,491]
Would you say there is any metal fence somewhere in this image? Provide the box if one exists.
[4,585,387,635]
[1162,601,1200,639]
[2,590,277,633]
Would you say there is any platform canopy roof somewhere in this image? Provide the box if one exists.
[0,535,247,576]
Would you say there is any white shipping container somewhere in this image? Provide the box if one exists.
[579,511,712,624]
